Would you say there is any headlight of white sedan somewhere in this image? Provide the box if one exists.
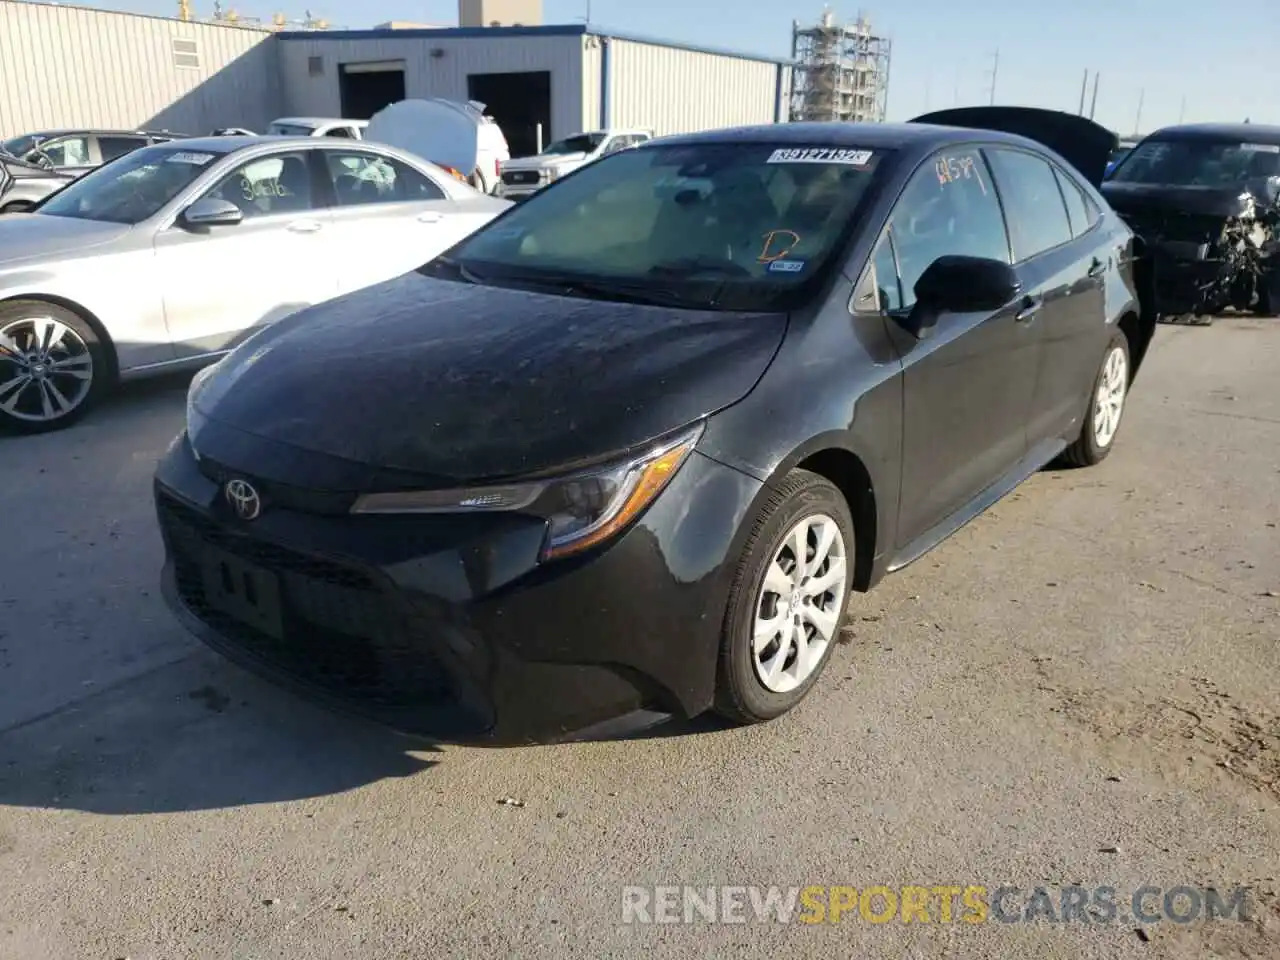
[350,424,703,560]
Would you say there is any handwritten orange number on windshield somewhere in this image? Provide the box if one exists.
[758,229,802,263]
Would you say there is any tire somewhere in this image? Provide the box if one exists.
[714,469,855,725]
[1256,270,1278,317]
[1061,330,1130,467]
[0,299,111,434]
[0,201,33,215]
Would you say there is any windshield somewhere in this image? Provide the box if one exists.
[543,133,607,156]
[2,134,43,157]
[38,145,226,224]
[445,141,886,311]
[1109,138,1280,186]
[268,123,315,137]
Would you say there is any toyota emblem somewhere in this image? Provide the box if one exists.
[224,478,262,521]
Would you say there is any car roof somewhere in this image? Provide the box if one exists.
[1144,122,1280,145]
[654,120,1044,153]
[21,128,174,137]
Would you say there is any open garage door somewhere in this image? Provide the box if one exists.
[910,106,1118,187]
[340,61,407,120]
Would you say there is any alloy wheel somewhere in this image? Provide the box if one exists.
[0,315,95,423]
[752,513,849,694]
[1093,344,1128,448]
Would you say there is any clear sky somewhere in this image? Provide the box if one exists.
[102,0,1280,134]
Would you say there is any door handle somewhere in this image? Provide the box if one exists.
[1014,296,1043,323]
[287,219,323,233]
[1087,257,1106,278]
[417,212,442,223]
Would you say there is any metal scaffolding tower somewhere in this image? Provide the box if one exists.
[790,8,891,123]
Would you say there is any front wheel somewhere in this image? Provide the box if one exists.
[0,300,109,434]
[1061,331,1130,467]
[715,469,855,725]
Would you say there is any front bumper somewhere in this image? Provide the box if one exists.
[1146,246,1233,315]
[154,429,760,744]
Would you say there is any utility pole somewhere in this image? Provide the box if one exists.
[1088,72,1100,120]
[985,49,1000,105]
[952,65,960,106]
[1078,69,1089,115]
[1133,88,1144,136]
[1178,95,1186,123]
[924,70,932,111]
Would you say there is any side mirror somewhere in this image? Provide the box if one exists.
[29,151,54,170]
[903,255,1021,339]
[180,197,243,229]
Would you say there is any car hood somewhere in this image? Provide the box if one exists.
[0,214,132,263]
[1101,182,1256,219]
[503,152,589,172]
[3,157,70,181]
[193,272,787,484]
[910,106,1118,187]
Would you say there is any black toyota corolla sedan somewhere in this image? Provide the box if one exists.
[155,108,1156,744]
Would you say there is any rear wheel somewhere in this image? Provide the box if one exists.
[1256,269,1279,317]
[0,300,110,434]
[1062,330,1129,467]
[715,469,854,724]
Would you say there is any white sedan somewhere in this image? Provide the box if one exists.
[0,135,510,432]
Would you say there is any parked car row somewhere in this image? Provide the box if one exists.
[6,101,1273,744]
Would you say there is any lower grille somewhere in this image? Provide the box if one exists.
[502,170,540,185]
[158,494,452,707]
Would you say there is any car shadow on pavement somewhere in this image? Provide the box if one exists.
[0,648,441,815]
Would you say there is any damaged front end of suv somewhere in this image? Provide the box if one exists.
[1102,127,1280,325]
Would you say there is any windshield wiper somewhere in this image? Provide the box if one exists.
[647,257,751,279]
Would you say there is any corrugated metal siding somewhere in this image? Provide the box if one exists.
[579,36,602,133]
[605,40,782,135]
[278,34,585,147]
[0,2,279,135]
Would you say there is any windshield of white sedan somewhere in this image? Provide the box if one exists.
[450,143,883,309]
[268,123,315,137]
[2,135,42,157]
[37,145,227,224]
[1109,139,1280,187]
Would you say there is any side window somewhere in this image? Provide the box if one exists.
[1053,166,1098,237]
[204,151,316,218]
[324,151,446,205]
[985,148,1074,260]
[599,138,626,156]
[325,126,356,139]
[853,231,903,314]
[36,136,90,167]
[889,147,1010,310]
[99,136,148,162]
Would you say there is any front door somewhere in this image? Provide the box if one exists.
[886,146,1040,546]
[154,148,339,358]
[318,148,479,294]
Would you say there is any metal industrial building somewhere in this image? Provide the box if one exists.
[0,1,793,158]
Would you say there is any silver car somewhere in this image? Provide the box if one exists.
[0,150,75,214]
[0,136,510,433]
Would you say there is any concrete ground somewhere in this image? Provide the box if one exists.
[0,317,1277,960]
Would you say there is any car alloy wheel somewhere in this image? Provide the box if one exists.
[1092,342,1128,449]
[0,314,95,424]
[752,513,848,694]
[715,469,856,724]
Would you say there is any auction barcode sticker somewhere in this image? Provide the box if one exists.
[767,148,874,166]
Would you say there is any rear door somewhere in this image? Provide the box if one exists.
[154,147,339,357]
[982,146,1099,447]
[884,145,1037,545]
[317,147,477,293]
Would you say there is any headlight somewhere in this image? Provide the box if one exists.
[185,362,219,458]
[350,424,703,561]
[541,168,557,182]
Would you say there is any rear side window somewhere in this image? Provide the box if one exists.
[99,136,148,162]
[984,148,1074,260]
[323,151,446,204]
[1053,166,1098,237]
